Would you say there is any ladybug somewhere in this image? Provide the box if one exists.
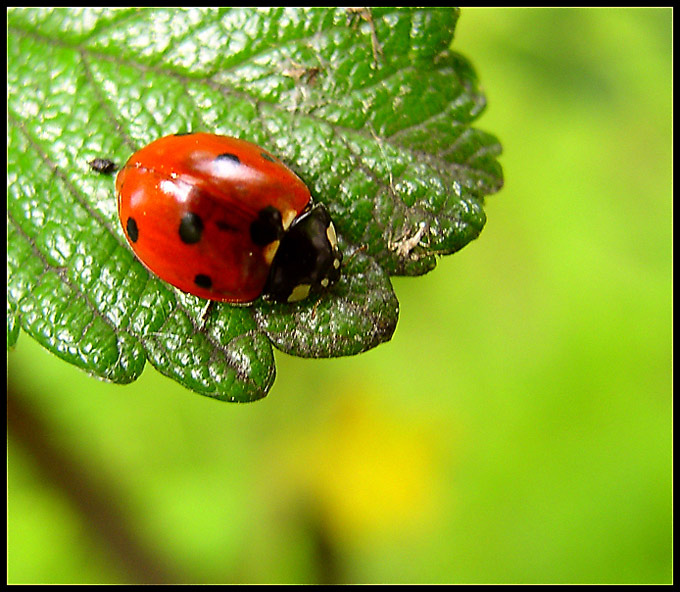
[115,133,342,304]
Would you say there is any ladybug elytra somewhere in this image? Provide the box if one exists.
[115,133,342,303]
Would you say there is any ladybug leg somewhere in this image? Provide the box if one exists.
[344,244,368,267]
[199,300,215,330]
[310,295,323,320]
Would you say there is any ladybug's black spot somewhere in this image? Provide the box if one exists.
[194,274,212,289]
[126,217,139,242]
[260,152,276,163]
[215,152,241,165]
[179,212,204,244]
[250,205,284,246]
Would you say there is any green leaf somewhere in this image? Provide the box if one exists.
[7,7,503,401]
[256,245,399,358]
[7,299,20,350]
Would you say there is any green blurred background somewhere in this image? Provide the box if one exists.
[7,8,672,584]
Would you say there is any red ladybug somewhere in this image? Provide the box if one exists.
[115,133,342,303]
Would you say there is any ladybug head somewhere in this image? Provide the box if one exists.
[264,204,342,303]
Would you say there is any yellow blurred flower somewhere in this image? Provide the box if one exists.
[289,391,448,544]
